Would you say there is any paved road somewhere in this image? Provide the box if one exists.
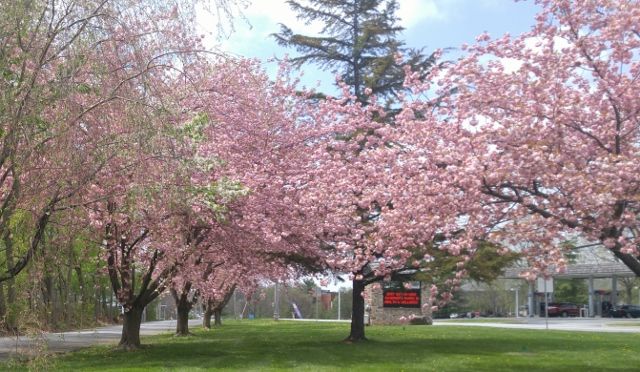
[434,317,640,333]
[0,319,201,360]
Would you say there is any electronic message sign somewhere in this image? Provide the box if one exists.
[382,281,421,308]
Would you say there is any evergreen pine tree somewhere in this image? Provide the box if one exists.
[273,0,436,105]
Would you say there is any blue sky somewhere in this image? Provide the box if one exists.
[200,0,541,91]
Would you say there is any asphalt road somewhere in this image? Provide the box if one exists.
[0,319,201,360]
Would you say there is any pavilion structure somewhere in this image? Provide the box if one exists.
[502,262,636,317]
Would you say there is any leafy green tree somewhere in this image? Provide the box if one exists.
[273,0,436,105]
[412,240,520,285]
[553,279,588,306]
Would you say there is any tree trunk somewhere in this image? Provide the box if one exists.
[175,302,192,336]
[42,274,53,328]
[345,278,367,342]
[0,284,6,332]
[119,306,143,350]
[4,234,16,331]
[101,286,108,321]
[214,308,222,326]
[203,308,213,329]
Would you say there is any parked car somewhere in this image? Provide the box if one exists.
[610,305,640,318]
[544,302,580,317]
[466,311,481,318]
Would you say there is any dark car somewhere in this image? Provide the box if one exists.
[545,302,580,317]
[610,305,640,318]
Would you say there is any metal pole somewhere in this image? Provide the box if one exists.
[274,282,280,321]
[528,281,534,317]
[588,276,595,317]
[338,290,341,320]
[544,279,549,330]
[515,288,519,318]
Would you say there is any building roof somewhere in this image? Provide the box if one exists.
[502,262,636,279]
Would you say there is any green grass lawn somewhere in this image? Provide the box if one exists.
[606,321,640,327]
[9,320,640,371]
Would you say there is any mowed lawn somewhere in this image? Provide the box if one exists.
[11,320,640,371]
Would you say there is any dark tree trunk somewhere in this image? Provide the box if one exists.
[119,306,143,350]
[42,274,53,327]
[4,234,16,331]
[203,308,213,329]
[101,286,108,321]
[0,284,6,332]
[214,308,222,326]
[175,302,192,336]
[345,278,367,342]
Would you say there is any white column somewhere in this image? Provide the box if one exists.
[528,281,535,317]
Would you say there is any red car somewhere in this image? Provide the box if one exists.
[545,302,580,317]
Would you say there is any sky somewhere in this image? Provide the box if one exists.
[199,0,542,91]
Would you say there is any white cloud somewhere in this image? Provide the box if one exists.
[241,1,324,35]
[245,0,450,31]
[398,0,446,27]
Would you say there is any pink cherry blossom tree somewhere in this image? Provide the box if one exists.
[87,51,340,347]
[0,0,235,283]
[287,78,481,341]
[440,0,640,277]
[0,0,253,347]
